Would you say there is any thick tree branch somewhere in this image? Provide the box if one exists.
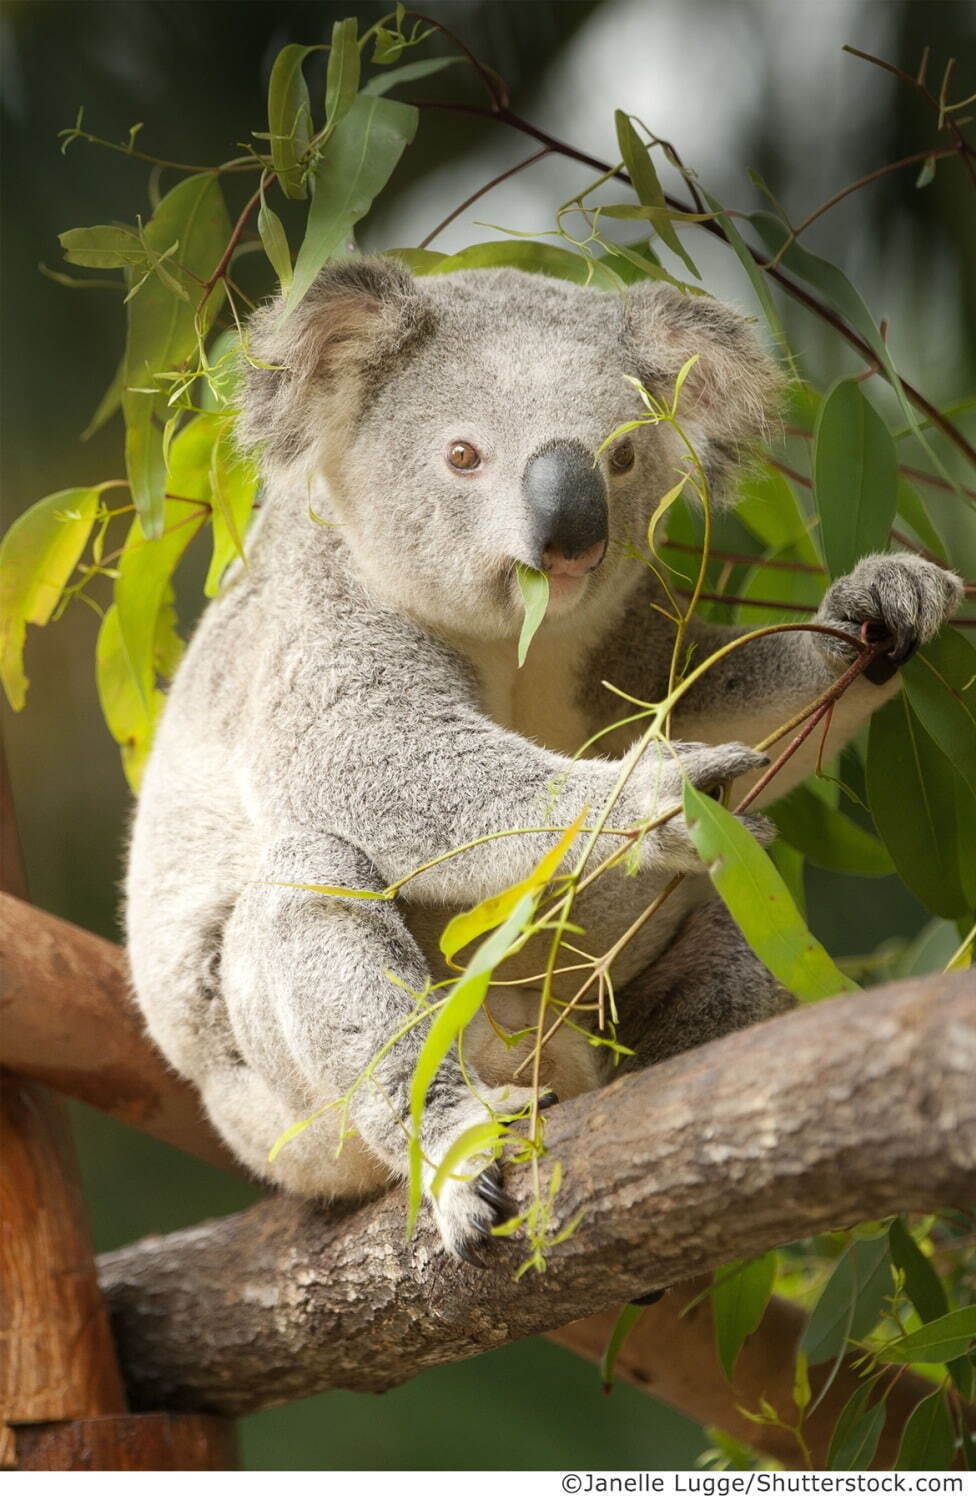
[97,972,975,1418]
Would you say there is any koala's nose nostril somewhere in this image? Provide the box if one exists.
[523,439,609,569]
[543,537,608,578]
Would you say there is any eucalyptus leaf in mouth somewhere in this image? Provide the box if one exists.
[514,562,550,668]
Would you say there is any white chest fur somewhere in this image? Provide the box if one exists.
[458,632,593,757]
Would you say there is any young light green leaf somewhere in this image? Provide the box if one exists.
[206,421,259,596]
[814,379,898,581]
[827,1388,887,1471]
[793,1349,812,1417]
[407,892,537,1234]
[888,1218,948,1324]
[903,628,976,801]
[801,1235,891,1366]
[96,602,164,790]
[423,238,621,290]
[286,93,417,313]
[894,1390,955,1471]
[515,562,550,667]
[769,784,893,877]
[710,1253,777,1381]
[875,1306,976,1365]
[600,1303,645,1392]
[362,55,462,96]
[60,224,147,269]
[683,782,858,1002]
[267,43,318,199]
[0,487,100,710]
[615,111,700,279]
[122,173,230,535]
[439,809,585,963]
[324,18,361,132]
[867,696,970,920]
[257,195,293,291]
[430,1119,506,1200]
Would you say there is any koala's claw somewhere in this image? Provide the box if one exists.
[818,553,963,684]
[475,1164,515,1216]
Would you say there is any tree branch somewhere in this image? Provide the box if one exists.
[97,972,976,1418]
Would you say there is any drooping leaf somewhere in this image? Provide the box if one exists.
[769,783,893,876]
[515,562,550,667]
[699,188,789,354]
[430,1119,507,1200]
[206,420,259,596]
[683,782,858,1002]
[710,1253,777,1380]
[896,480,948,563]
[0,487,99,710]
[894,1390,955,1471]
[736,463,820,559]
[867,695,970,919]
[801,1235,891,1366]
[814,379,897,581]
[439,809,585,963]
[889,1218,948,1324]
[122,173,230,535]
[827,1386,887,1470]
[407,893,537,1233]
[324,18,361,133]
[903,628,976,801]
[600,1303,645,1391]
[257,196,293,291]
[267,43,318,200]
[81,355,125,441]
[614,112,700,279]
[875,1307,976,1365]
[96,602,164,790]
[59,224,147,269]
[286,93,418,313]
[362,55,462,96]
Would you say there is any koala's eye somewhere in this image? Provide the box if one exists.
[447,440,481,472]
[609,438,635,475]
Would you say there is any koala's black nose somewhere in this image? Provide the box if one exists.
[523,440,609,573]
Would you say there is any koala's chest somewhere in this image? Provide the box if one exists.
[466,640,592,757]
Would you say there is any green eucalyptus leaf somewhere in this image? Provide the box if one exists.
[876,1307,976,1366]
[206,420,259,596]
[683,782,857,1002]
[515,563,549,667]
[600,1303,645,1391]
[827,1387,887,1471]
[81,356,125,441]
[769,784,893,876]
[896,480,948,563]
[801,1235,891,1366]
[699,188,789,354]
[257,197,293,291]
[122,173,230,535]
[362,55,462,96]
[615,112,700,279]
[268,43,318,200]
[736,464,820,558]
[867,696,970,919]
[324,18,361,132]
[902,628,976,802]
[710,1253,777,1380]
[0,487,100,710]
[96,601,164,791]
[814,379,897,580]
[889,1218,947,1324]
[423,239,620,289]
[286,93,417,313]
[60,224,147,269]
[894,1390,955,1471]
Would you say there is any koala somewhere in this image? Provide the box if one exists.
[125,258,962,1264]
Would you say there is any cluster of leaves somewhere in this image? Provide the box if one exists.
[0,10,973,1469]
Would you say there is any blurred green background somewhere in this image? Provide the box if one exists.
[2,0,973,1471]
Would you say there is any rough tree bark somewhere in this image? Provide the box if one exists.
[3,890,972,1464]
[98,972,975,1417]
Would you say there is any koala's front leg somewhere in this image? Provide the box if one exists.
[217,832,541,1263]
[673,553,962,805]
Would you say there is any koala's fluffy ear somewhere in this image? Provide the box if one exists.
[623,283,784,501]
[238,256,431,476]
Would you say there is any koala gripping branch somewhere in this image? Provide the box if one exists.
[96,970,976,1421]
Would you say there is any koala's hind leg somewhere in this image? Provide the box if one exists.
[215,833,540,1262]
[615,900,792,1070]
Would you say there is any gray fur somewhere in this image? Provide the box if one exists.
[126,261,963,1260]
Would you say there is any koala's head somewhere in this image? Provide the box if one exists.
[240,258,780,640]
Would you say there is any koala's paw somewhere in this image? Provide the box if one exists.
[817,553,963,685]
[429,1085,556,1266]
[638,741,774,869]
